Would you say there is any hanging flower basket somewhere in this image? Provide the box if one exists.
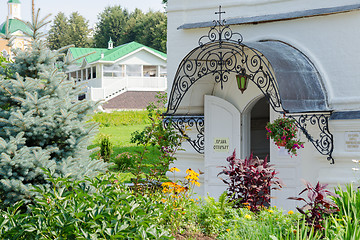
[266,117,304,156]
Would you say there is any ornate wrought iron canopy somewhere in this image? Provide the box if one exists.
[165,6,334,163]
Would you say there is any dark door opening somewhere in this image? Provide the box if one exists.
[250,97,270,160]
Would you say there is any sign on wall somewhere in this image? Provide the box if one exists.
[213,138,230,152]
[345,132,360,152]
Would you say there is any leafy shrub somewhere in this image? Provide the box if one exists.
[218,150,283,212]
[321,184,360,239]
[130,93,186,191]
[0,171,172,239]
[160,167,202,234]
[114,152,134,170]
[99,134,113,162]
[288,180,339,231]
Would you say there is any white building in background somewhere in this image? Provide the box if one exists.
[66,41,167,102]
[165,0,360,210]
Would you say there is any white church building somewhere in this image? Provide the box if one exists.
[165,0,360,210]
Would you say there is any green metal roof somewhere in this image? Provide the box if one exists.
[0,19,32,35]
[68,42,167,64]
[8,0,21,3]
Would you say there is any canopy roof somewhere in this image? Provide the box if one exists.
[246,41,328,113]
[167,40,329,115]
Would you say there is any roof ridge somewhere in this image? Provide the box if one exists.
[101,41,143,60]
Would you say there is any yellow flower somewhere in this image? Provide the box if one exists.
[268,210,274,213]
[226,229,230,232]
[169,167,180,173]
[288,210,294,215]
[161,198,166,203]
[162,182,173,187]
[244,214,252,220]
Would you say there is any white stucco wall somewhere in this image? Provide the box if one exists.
[167,0,360,111]
[167,0,360,210]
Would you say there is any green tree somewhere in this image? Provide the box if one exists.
[47,12,70,50]
[0,11,108,206]
[68,12,92,48]
[94,6,167,52]
[124,10,167,52]
[93,6,129,48]
[47,12,91,50]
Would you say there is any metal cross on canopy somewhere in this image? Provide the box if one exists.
[215,5,226,25]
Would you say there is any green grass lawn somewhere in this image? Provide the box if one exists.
[98,124,147,146]
[89,112,161,174]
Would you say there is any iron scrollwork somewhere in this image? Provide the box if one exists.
[164,116,205,154]
[166,6,335,163]
[166,6,282,115]
[288,114,334,164]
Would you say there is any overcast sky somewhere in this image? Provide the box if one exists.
[1,0,165,28]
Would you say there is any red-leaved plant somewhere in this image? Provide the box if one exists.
[218,150,283,212]
[288,180,339,231]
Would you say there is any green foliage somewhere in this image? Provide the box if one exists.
[93,6,129,48]
[129,93,186,191]
[47,12,70,50]
[67,12,93,48]
[47,11,92,50]
[91,110,149,127]
[124,10,167,52]
[99,134,113,162]
[94,6,167,52]
[196,194,303,239]
[323,184,360,239]
[114,152,134,171]
[0,53,12,80]
[0,11,108,207]
[0,172,172,239]
[2,174,360,239]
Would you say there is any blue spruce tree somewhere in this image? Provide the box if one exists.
[0,11,108,206]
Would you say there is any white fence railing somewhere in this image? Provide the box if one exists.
[89,77,167,101]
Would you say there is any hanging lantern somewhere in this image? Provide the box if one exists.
[236,70,249,93]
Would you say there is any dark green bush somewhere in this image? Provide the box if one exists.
[99,134,113,162]
[114,152,134,170]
